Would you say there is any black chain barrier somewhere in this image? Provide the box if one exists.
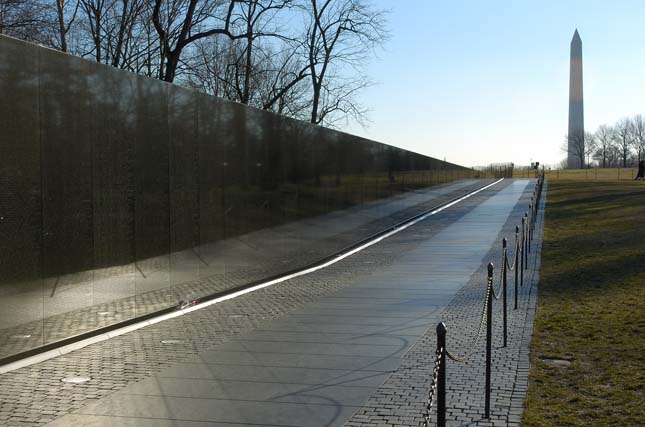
[420,322,450,427]
[423,173,545,427]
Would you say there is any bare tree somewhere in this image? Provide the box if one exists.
[55,0,80,52]
[151,0,248,83]
[0,0,53,45]
[78,0,108,62]
[185,36,257,100]
[2,0,392,130]
[184,34,310,118]
[584,131,597,167]
[231,0,296,105]
[563,130,585,169]
[631,114,645,161]
[607,142,622,167]
[76,0,151,69]
[258,46,310,117]
[111,0,150,68]
[183,36,231,96]
[136,5,163,76]
[614,118,633,167]
[303,0,387,126]
[181,0,311,116]
[593,125,614,168]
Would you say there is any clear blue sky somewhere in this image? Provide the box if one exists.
[344,1,645,167]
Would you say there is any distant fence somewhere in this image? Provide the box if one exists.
[474,163,515,179]
[421,173,545,426]
[514,167,638,180]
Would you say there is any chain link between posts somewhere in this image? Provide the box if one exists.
[491,259,505,300]
[506,235,520,271]
[445,275,492,363]
[420,346,443,427]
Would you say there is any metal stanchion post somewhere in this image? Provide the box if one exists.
[528,203,532,253]
[485,263,493,419]
[524,213,528,266]
[502,238,507,347]
[533,189,537,220]
[533,190,537,225]
[437,322,446,427]
[520,216,525,287]
[514,225,519,309]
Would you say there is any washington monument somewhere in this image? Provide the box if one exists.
[568,29,584,168]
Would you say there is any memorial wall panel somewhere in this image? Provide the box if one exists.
[0,35,44,352]
[89,62,137,309]
[0,34,481,359]
[0,35,41,285]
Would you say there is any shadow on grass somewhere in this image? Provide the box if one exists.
[539,220,645,297]
[540,249,644,296]
[547,190,645,211]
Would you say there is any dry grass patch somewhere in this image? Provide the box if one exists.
[524,180,645,426]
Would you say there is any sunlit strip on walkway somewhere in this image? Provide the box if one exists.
[0,178,504,374]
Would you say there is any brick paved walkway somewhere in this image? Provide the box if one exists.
[345,182,545,427]
[0,179,543,426]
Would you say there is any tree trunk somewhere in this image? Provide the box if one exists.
[311,83,320,124]
[56,0,68,52]
[94,7,101,62]
[241,0,254,104]
[164,51,180,82]
[112,0,130,67]
[242,33,252,104]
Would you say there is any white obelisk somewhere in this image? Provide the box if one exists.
[568,29,584,169]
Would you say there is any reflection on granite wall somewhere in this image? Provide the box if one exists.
[0,35,482,358]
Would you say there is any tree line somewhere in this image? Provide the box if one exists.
[0,0,388,127]
[564,114,645,168]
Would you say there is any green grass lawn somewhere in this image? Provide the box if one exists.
[523,181,645,426]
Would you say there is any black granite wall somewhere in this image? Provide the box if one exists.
[0,35,481,352]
